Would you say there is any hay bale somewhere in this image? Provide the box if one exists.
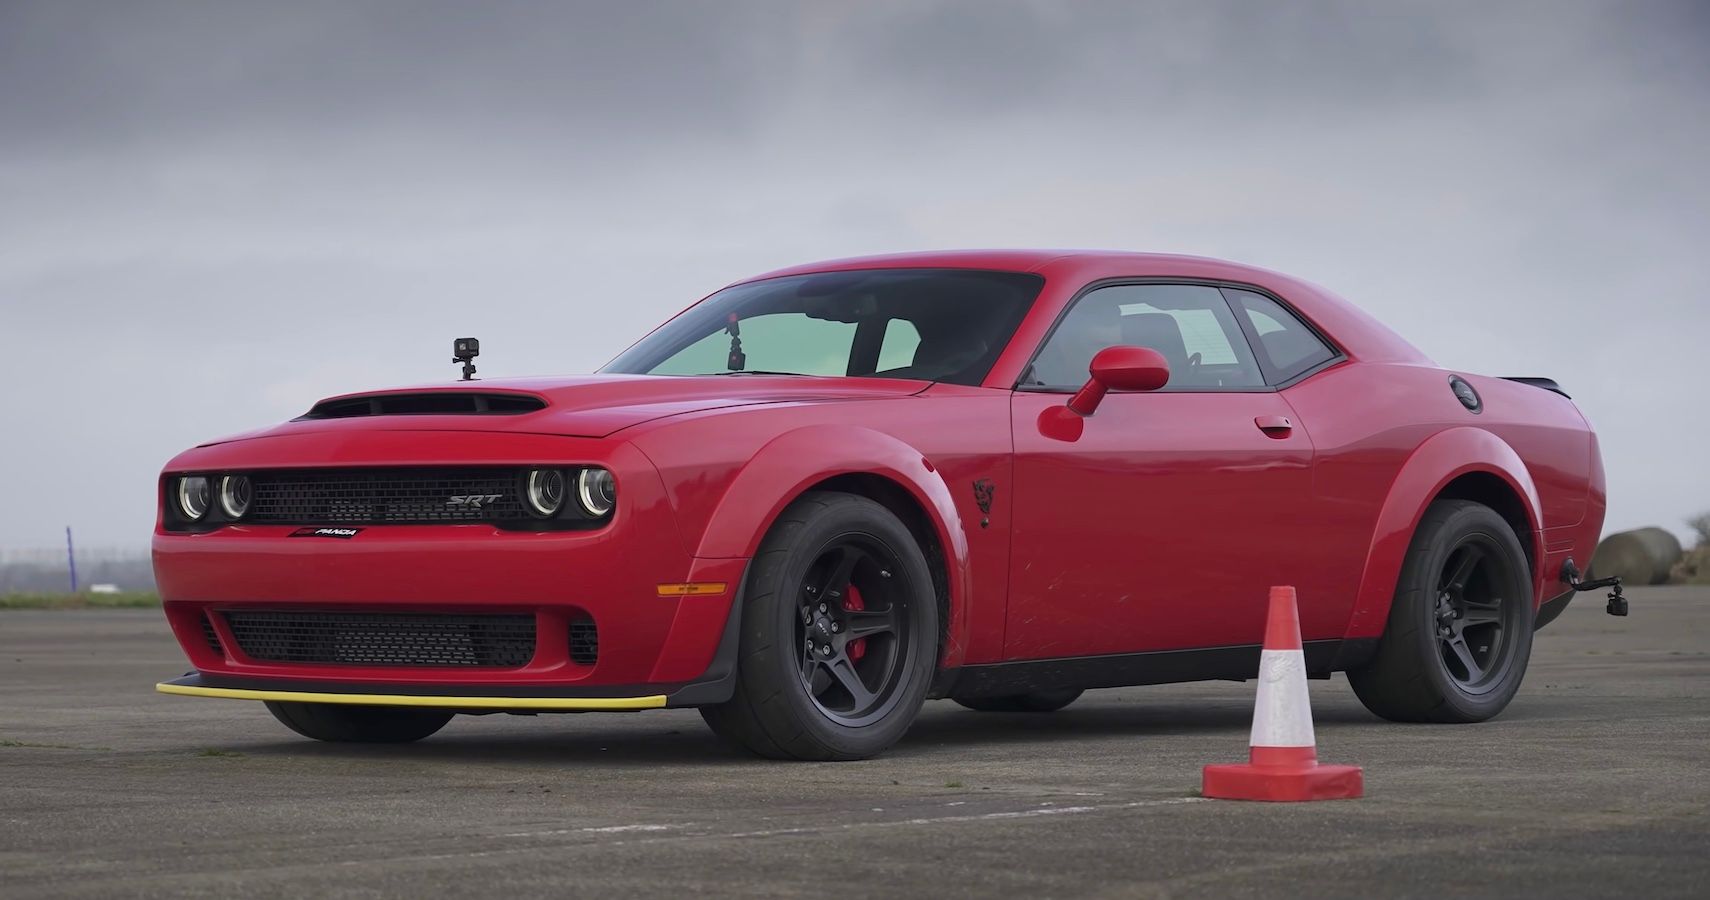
[1591,527,1684,585]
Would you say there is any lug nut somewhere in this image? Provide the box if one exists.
[818,603,827,613]
[819,644,833,656]
[831,622,842,633]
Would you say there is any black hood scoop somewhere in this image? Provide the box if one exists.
[297,392,547,420]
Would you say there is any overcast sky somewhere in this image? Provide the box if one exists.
[1,0,1706,549]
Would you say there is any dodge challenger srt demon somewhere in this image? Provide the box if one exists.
[155,250,1606,760]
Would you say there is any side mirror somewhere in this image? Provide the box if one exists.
[1067,346,1170,415]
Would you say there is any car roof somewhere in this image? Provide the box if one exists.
[747,249,1266,280]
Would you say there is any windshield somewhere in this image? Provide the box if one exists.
[601,269,1043,386]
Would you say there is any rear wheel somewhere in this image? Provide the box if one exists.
[954,690,1084,713]
[1349,499,1535,723]
[701,491,939,760]
[265,701,452,743]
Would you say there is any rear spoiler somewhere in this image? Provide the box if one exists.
[1501,377,1571,399]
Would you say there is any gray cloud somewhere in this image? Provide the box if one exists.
[1,0,1706,548]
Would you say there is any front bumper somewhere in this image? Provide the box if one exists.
[156,589,745,711]
[153,434,746,705]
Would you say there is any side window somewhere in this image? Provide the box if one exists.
[1024,284,1264,390]
[1224,288,1337,384]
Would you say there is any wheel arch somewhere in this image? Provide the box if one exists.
[1344,427,1544,640]
[1433,471,1538,578]
[690,425,973,668]
[811,472,953,662]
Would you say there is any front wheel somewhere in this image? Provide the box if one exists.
[701,491,939,760]
[1349,499,1535,723]
[265,701,453,743]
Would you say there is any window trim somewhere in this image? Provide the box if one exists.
[1220,286,1345,389]
[1014,277,1347,394]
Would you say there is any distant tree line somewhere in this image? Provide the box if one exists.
[0,553,156,593]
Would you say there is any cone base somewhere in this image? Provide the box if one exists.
[1201,762,1364,802]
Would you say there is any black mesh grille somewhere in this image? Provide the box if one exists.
[221,611,536,667]
[570,619,598,666]
[247,468,526,524]
[201,614,224,656]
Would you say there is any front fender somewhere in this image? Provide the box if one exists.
[1345,427,1543,639]
[691,425,974,668]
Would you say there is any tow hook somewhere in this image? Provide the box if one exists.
[1560,559,1629,617]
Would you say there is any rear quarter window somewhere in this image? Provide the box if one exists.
[1224,288,1338,384]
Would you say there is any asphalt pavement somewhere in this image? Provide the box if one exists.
[2,586,1706,898]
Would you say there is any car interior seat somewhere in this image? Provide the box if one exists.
[905,328,990,382]
[1027,300,1124,387]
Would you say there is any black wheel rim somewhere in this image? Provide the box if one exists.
[794,533,920,727]
[1433,533,1523,695]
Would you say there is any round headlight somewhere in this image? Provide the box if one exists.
[576,468,616,517]
[177,476,211,521]
[524,468,566,517]
[219,475,253,519]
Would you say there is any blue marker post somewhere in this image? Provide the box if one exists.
[65,526,78,594]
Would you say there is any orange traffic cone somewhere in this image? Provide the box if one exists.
[1201,586,1363,801]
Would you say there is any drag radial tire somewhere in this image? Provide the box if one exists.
[1349,499,1536,723]
[953,690,1084,713]
[700,491,939,761]
[265,701,453,743]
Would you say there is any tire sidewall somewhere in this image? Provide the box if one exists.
[745,496,939,758]
[1405,505,1536,719]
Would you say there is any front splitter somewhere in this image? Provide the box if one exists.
[156,673,666,711]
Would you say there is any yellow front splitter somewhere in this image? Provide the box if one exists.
[156,681,667,711]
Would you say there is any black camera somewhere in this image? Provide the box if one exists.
[453,337,480,380]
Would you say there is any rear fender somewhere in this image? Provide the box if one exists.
[1345,427,1543,639]
[691,425,973,667]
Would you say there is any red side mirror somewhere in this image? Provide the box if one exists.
[1067,346,1170,415]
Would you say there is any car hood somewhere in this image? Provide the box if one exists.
[203,374,931,445]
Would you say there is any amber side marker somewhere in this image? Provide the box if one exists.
[656,582,728,597]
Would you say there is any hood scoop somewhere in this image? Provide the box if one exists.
[298,392,547,420]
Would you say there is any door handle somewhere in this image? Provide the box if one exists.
[1254,415,1293,438]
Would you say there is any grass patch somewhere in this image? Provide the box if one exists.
[196,748,245,758]
[944,780,965,789]
[0,592,160,610]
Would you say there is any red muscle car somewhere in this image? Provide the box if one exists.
[154,251,1607,760]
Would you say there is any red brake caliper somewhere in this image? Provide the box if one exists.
[844,583,867,662]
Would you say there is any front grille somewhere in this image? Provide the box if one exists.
[201,614,224,656]
[570,619,598,666]
[247,468,526,524]
[221,611,536,667]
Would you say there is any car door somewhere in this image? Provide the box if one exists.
[1004,282,1316,660]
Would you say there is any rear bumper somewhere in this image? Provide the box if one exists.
[1533,588,1574,631]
